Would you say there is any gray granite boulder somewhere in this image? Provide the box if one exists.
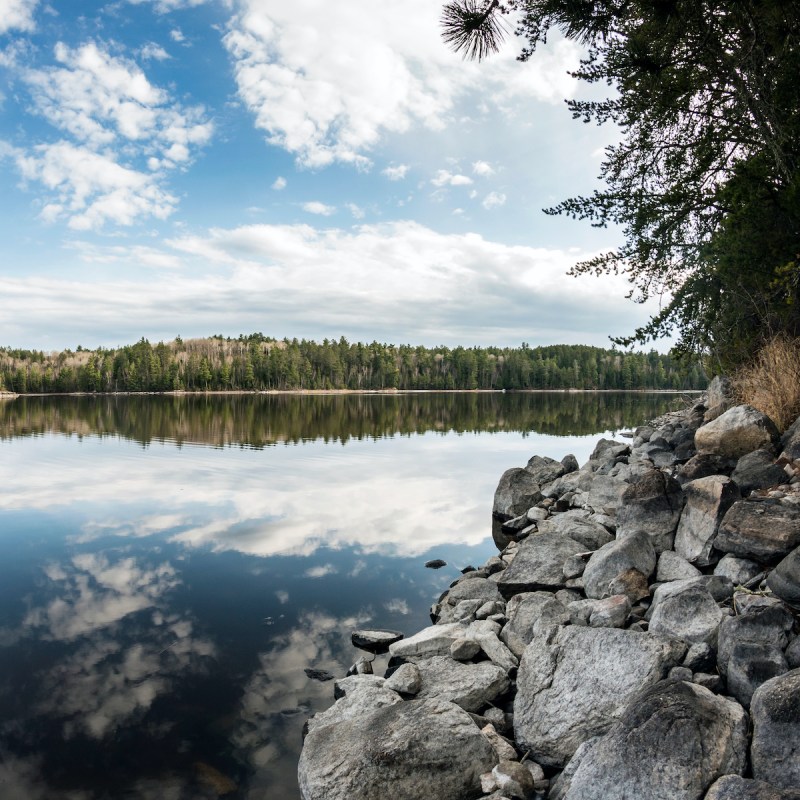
[446,576,504,607]
[536,515,614,551]
[675,475,740,566]
[751,669,800,789]
[308,680,401,735]
[561,680,749,800]
[496,531,584,598]
[648,584,724,646]
[384,663,421,695]
[694,405,780,459]
[705,775,800,800]
[767,546,800,607]
[493,467,543,518]
[388,623,466,660]
[657,550,702,581]
[583,530,656,600]
[678,452,738,484]
[718,603,793,707]
[514,625,686,767]
[715,500,800,563]
[525,454,567,485]
[714,554,763,586]
[650,575,734,606]
[781,415,800,461]
[586,475,629,515]
[414,655,510,712]
[786,637,800,670]
[298,698,497,800]
[500,591,570,658]
[615,469,685,552]
[732,450,789,495]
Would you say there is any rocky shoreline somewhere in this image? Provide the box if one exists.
[297,378,800,800]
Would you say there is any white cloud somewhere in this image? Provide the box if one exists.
[431,169,473,187]
[223,0,580,167]
[8,41,213,229]
[169,28,185,42]
[139,42,171,61]
[275,590,289,604]
[472,160,495,177]
[304,563,337,578]
[382,164,409,181]
[0,0,39,34]
[482,191,506,209]
[384,598,410,615]
[272,175,287,190]
[302,201,335,216]
[127,0,209,12]
[346,202,365,219]
[0,220,664,350]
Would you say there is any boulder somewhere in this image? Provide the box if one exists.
[694,405,780,459]
[606,567,650,604]
[615,469,685,552]
[500,592,570,658]
[491,760,536,799]
[561,680,749,800]
[351,628,404,652]
[767,546,800,607]
[561,454,580,473]
[717,604,793,707]
[308,681,401,735]
[588,595,631,628]
[466,619,519,673]
[780,415,800,461]
[446,577,504,607]
[714,554,763,586]
[414,655,510,712]
[514,625,686,767]
[705,775,800,800]
[590,439,630,462]
[583,531,656,600]
[536,515,614,551]
[786,637,800,670]
[732,450,788,495]
[650,575,734,606]
[333,674,386,699]
[751,669,800,789]
[525,455,567,486]
[384,663,421,695]
[496,532,585,598]
[298,698,497,800]
[388,623,466,661]
[715,500,800,563]
[706,375,734,409]
[494,468,543,518]
[586,475,629,515]
[657,550,702,582]
[678,453,737,484]
[674,475,740,566]
[648,584,724,647]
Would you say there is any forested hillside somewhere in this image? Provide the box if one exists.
[0,335,705,393]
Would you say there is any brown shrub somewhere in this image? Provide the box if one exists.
[732,334,800,431]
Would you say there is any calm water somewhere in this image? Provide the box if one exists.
[0,392,685,799]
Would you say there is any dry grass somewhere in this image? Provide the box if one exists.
[732,334,800,431]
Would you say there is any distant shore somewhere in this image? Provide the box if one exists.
[0,388,700,399]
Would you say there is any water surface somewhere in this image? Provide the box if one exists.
[0,392,685,799]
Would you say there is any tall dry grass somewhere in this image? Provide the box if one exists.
[732,334,800,431]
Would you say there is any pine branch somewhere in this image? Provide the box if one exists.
[441,0,506,61]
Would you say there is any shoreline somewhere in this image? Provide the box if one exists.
[298,387,800,800]
[1,388,700,399]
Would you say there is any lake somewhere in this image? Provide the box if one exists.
[0,391,686,799]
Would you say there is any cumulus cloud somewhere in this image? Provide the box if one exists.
[345,202,365,219]
[0,220,662,352]
[472,160,495,177]
[431,169,473,187]
[169,28,185,42]
[272,175,287,190]
[7,41,212,229]
[302,201,335,216]
[382,164,409,181]
[304,563,337,578]
[139,42,171,61]
[127,0,209,11]
[223,0,580,167]
[482,191,506,209]
[0,0,39,34]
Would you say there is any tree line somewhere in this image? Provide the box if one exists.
[0,335,706,394]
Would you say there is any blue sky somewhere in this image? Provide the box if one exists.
[0,0,666,351]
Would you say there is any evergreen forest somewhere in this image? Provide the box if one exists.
[0,335,706,394]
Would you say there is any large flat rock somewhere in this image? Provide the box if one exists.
[413,655,510,712]
[562,680,748,800]
[514,625,686,767]
[496,531,584,598]
[298,698,497,800]
[715,500,800,563]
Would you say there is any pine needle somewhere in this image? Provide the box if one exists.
[441,0,506,61]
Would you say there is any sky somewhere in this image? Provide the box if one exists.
[0,0,667,352]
